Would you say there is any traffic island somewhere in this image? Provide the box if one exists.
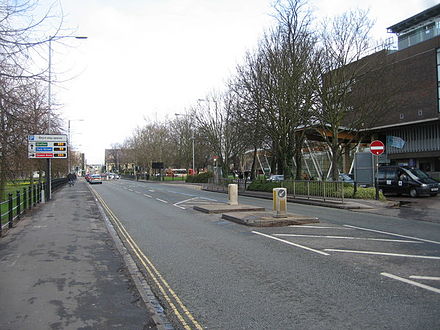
[193,202,265,214]
[221,211,319,227]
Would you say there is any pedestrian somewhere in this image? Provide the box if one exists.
[67,173,75,186]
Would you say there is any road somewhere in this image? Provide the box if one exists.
[90,179,440,329]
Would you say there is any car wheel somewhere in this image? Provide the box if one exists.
[409,188,418,198]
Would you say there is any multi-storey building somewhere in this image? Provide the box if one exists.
[368,4,440,177]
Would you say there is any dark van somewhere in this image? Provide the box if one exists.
[378,166,439,197]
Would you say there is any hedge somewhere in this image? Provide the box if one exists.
[185,171,214,183]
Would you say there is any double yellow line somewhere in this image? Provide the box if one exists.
[91,188,203,330]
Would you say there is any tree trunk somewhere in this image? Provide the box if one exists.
[250,146,258,180]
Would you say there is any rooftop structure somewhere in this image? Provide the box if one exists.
[387,4,440,50]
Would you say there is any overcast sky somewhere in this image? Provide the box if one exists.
[40,0,437,164]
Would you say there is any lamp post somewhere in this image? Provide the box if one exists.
[174,113,195,173]
[47,35,87,200]
[67,119,84,174]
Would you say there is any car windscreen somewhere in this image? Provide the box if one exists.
[402,168,430,181]
[408,168,430,179]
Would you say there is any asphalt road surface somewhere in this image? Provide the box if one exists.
[90,179,440,329]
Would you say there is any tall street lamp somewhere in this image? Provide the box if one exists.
[47,35,87,200]
[68,119,84,173]
[175,113,195,173]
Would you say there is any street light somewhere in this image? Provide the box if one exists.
[175,113,195,173]
[47,35,87,200]
[68,119,84,173]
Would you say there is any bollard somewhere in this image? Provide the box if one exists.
[273,188,287,218]
[41,189,45,203]
[228,184,239,205]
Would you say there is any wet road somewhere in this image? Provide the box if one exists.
[359,194,440,224]
[90,179,440,329]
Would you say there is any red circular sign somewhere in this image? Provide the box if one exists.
[370,140,385,155]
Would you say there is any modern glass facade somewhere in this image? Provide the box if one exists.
[398,20,440,50]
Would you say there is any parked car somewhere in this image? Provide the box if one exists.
[378,166,439,197]
[88,174,103,184]
[339,173,354,184]
[268,175,284,181]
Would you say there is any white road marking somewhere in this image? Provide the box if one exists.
[273,234,421,243]
[288,225,352,229]
[174,197,198,206]
[252,231,329,256]
[173,204,186,210]
[381,272,440,294]
[344,224,440,245]
[409,276,440,281]
[156,198,168,204]
[143,194,152,198]
[324,249,440,260]
[128,189,134,192]
[148,189,155,192]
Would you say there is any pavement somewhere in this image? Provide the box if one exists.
[0,179,168,330]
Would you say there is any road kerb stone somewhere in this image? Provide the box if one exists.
[222,211,319,227]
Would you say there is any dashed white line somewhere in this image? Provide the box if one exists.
[344,224,440,245]
[143,194,152,198]
[273,234,421,243]
[324,249,440,260]
[409,275,440,281]
[381,272,440,294]
[156,198,168,204]
[252,231,329,256]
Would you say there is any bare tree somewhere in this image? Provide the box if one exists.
[314,9,387,180]
[194,92,248,177]
[235,0,316,178]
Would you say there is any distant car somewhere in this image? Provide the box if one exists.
[89,174,103,184]
[108,172,120,179]
[268,175,284,181]
[339,173,354,184]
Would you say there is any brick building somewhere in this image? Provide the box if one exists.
[363,4,440,177]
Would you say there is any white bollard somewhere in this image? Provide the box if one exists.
[273,188,287,218]
[228,184,239,205]
[41,190,46,204]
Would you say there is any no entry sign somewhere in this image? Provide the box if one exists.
[370,140,385,156]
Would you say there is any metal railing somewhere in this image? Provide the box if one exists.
[0,179,67,237]
[204,178,345,203]
[203,178,251,193]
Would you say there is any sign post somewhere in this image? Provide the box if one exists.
[28,135,68,200]
[369,140,385,200]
